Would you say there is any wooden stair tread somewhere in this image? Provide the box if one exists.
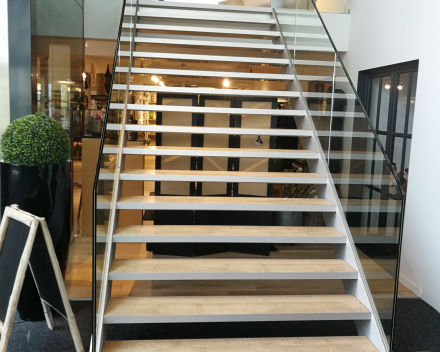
[96,225,346,244]
[96,196,336,212]
[114,68,295,81]
[106,124,312,137]
[103,336,379,351]
[103,295,371,323]
[112,84,299,97]
[117,196,332,206]
[99,169,326,184]
[102,145,319,159]
[109,258,357,280]
[120,169,323,178]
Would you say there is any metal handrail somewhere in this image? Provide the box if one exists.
[91,0,127,350]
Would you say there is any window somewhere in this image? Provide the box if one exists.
[359,61,418,192]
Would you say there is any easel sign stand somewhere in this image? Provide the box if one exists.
[0,205,84,352]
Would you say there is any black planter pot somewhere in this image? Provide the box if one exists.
[0,162,71,321]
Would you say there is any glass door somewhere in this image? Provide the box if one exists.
[365,62,418,192]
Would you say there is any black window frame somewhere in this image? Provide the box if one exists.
[358,60,418,186]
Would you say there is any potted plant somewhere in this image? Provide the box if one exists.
[0,112,71,321]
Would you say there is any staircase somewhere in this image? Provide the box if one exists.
[93,1,405,351]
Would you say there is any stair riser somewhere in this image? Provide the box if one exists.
[97,203,336,212]
[97,235,346,244]
[107,273,358,280]
[103,312,371,324]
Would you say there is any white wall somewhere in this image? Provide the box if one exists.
[0,0,10,139]
[343,0,440,312]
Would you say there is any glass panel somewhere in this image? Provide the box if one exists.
[404,139,411,190]
[275,3,405,346]
[393,136,404,177]
[395,73,410,134]
[378,134,387,150]
[94,2,135,349]
[407,71,418,134]
[369,77,380,127]
[378,76,391,132]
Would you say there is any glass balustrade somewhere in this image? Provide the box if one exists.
[273,1,405,347]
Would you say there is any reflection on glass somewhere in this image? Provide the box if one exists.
[378,134,386,150]
[369,77,380,127]
[393,137,404,174]
[407,71,418,134]
[395,73,410,134]
[378,76,391,131]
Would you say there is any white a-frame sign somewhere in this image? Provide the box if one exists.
[0,205,84,352]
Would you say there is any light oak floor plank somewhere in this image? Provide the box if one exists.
[103,336,379,352]
[109,258,357,280]
[104,295,371,323]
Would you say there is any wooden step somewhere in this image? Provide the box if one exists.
[121,51,290,65]
[96,196,336,212]
[341,199,402,212]
[115,67,295,81]
[112,84,299,98]
[96,225,346,244]
[103,336,379,352]
[124,23,280,37]
[134,8,276,25]
[310,111,365,118]
[106,124,312,137]
[297,75,349,82]
[126,37,284,51]
[102,145,319,159]
[110,102,304,116]
[108,258,357,280]
[103,295,371,324]
[99,169,325,184]
[137,0,273,13]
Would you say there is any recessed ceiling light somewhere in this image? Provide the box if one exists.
[398,85,403,90]
[385,84,391,89]
[223,79,230,87]
[151,76,159,83]
[159,81,164,86]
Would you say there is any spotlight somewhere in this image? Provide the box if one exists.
[385,84,391,90]
[223,79,230,87]
[398,85,403,90]
[151,76,159,83]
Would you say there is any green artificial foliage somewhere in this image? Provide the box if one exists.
[1,112,70,165]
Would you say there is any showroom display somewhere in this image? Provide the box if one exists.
[0,113,71,321]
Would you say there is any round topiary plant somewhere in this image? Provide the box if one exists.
[1,112,70,164]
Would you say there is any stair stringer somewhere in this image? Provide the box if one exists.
[272,9,389,352]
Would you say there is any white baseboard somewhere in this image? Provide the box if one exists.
[399,274,422,297]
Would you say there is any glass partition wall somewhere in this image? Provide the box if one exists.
[273,1,405,347]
